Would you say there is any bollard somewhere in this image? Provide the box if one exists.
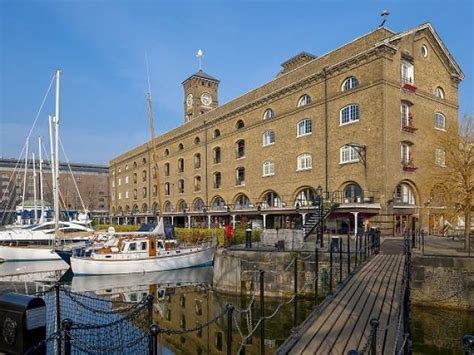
[226,304,234,355]
[55,283,61,355]
[146,294,155,325]
[246,223,252,249]
[259,270,265,355]
[329,240,333,293]
[347,233,351,275]
[463,334,474,355]
[62,319,73,355]
[314,247,319,300]
[149,324,160,355]
[339,238,343,283]
[369,318,379,355]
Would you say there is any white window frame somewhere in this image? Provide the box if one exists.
[125,191,129,199]
[112,180,115,188]
[125,176,129,184]
[263,108,274,120]
[118,192,122,200]
[434,112,446,131]
[435,86,445,99]
[340,104,360,126]
[401,143,410,164]
[435,149,446,167]
[262,161,275,177]
[400,103,410,128]
[340,145,360,164]
[297,119,312,137]
[297,94,311,108]
[262,130,275,146]
[341,77,359,92]
[297,154,312,171]
[118,178,122,186]
[401,60,414,84]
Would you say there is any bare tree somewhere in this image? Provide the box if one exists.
[438,114,473,249]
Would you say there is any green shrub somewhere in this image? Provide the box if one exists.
[94,224,141,232]
[175,227,261,247]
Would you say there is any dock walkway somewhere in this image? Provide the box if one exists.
[278,239,406,354]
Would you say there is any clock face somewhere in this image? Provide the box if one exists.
[186,94,193,107]
[201,93,212,106]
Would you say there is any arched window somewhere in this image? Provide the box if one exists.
[297,153,312,171]
[142,158,147,165]
[434,86,445,99]
[125,164,129,170]
[177,200,187,212]
[213,147,221,164]
[111,207,116,214]
[236,120,245,129]
[295,188,317,207]
[142,187,147,198]
[142,170,147,182]
[178,158,184,173]
[142,203,148,213]
[118,167,122,173]
[164,149,169,156]
[262,130,275,146]
[164,183,171,196]
[164,201,173,212]
[125,205,130,212]
[194,176,201,192]
[152,167,157,179]
[212,196,226,210]
[132,204,139,213]
[297,94,311,107]
[118,206,123,213]
[236,167,245,186]
[153,185,158,197]
[262,161,275,176]
[341,77,359,91]
[133,173,137,184]
[133,189,137,200]
[213,172,221,188]
[434,112,446,130]
[178,179,184,194]
[344,183,362,203]
[340,104,360,125]
[193,198,205,211]
[214,129,221,138]
[194,136,200,144]
[340,145,360,164]
[297,119,312,137]
[236,140,245,159]
[152,202,159,213]
[262,191,282,208]
[178,143,184,151]
[235,194,251,209]
[194,153,201,169]
[133,162,137,168]
[164,163,170,177]
[263,108,274,120]
[394,183,415,205]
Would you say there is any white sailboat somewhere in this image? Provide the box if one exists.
[70,64,215,275]
[0,69,64,262]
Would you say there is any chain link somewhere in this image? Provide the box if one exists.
[159,306,228,335]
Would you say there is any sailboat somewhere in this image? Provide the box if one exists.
[0,69,66,262]
[70,64,215,275]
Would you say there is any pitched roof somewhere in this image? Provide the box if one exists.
[378,22,464,80]
[182,70,220,84]
[280,51,318,68]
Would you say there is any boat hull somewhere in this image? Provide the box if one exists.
[0,246,61,261]
[71,246,215,275]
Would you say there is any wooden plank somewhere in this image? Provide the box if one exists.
[317,255,398,354]
[289,255,389,354]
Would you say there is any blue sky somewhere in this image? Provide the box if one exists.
[1,0,473,165]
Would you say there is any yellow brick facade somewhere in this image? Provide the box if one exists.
[109,23,463,236]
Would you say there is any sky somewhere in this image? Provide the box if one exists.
[1,0,473,165]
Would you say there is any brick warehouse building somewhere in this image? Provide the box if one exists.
[109,23,463,236]
[0,158,109,224]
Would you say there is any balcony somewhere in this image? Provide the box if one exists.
[401,115,418,133]
[402,159,418,172]
[401,77,417,93]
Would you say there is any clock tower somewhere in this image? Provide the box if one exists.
[182,70,219,123]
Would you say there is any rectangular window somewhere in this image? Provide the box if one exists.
[297,119,312,137]
[401,61,414,84]
[401,144,410,164]
[118,192,122,200]
[125,191,129,199]
[340,105,360,125]
[435,149,446,167]
[112,180,115,188]
[118,178,121,186]
[125,176,129,184]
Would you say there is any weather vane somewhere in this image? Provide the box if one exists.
[196,49,204,70]
[379,10,390,28]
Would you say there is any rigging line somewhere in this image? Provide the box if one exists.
[59,137,87,212]
[145,50,152,97]
[0,145,26,210]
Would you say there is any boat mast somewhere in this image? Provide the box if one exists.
[38,136,45,223]
[53,69,61,238]
[32,152,38,223]
[21,139,29,222]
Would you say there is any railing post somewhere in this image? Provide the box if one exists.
[62,319,73,355]
[370,318,379,355]
[347,233,351,275]
[463,334,474,355]
[421,230,425,256]
[294,256,298,295]
[55,283,61,355]
[339,238,343,283]
[149,324,160,355]
[355,232,358,267]
[226,304,234,355]
[147,294,155,323]
[329,240,333,293]
[259,270,265,355]
[314,247,319,301]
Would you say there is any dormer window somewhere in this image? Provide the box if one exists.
[263,109,274,120]
[297,94,311,108]
[341,77,359,92]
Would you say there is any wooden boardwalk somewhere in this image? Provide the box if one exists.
[278,239,406,355]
